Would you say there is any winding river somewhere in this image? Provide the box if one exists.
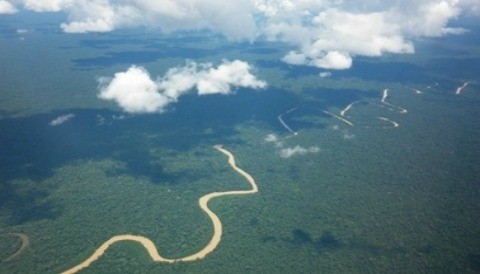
[2,233,29,262]
[62,145,258,274]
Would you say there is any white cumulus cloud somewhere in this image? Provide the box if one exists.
[310,51,353,70]
[264,133,279,143]
[264,133,284,147]
[264,6,414,69]
[98,60,266,114]
[279,145,320,158]
[13,0,480,69]
[16,28,29,34]
[49,113,75,126]
[319,71,332,78]
[0,0,17,14]
[264,134,320,158]
[23,0,71,12]
[459,0,480,15]
[98,66,171,113]
[159,60,267,98]
[20,0,257,39]
[258,0,473,69]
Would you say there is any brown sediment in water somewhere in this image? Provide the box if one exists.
[455,82,470,95]
[277,107,299,136]
[381,89,389,103]
[62,145,258,274]
[2,233,29,262]
[381,89,408,114]
[411,88,422,94]
[340,101,358,117]
[321,109,354,126]
[378,116,400,128]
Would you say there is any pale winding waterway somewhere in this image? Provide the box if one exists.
[277,107,299,136]
[2,233,29,262]
[62,145,258,274]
